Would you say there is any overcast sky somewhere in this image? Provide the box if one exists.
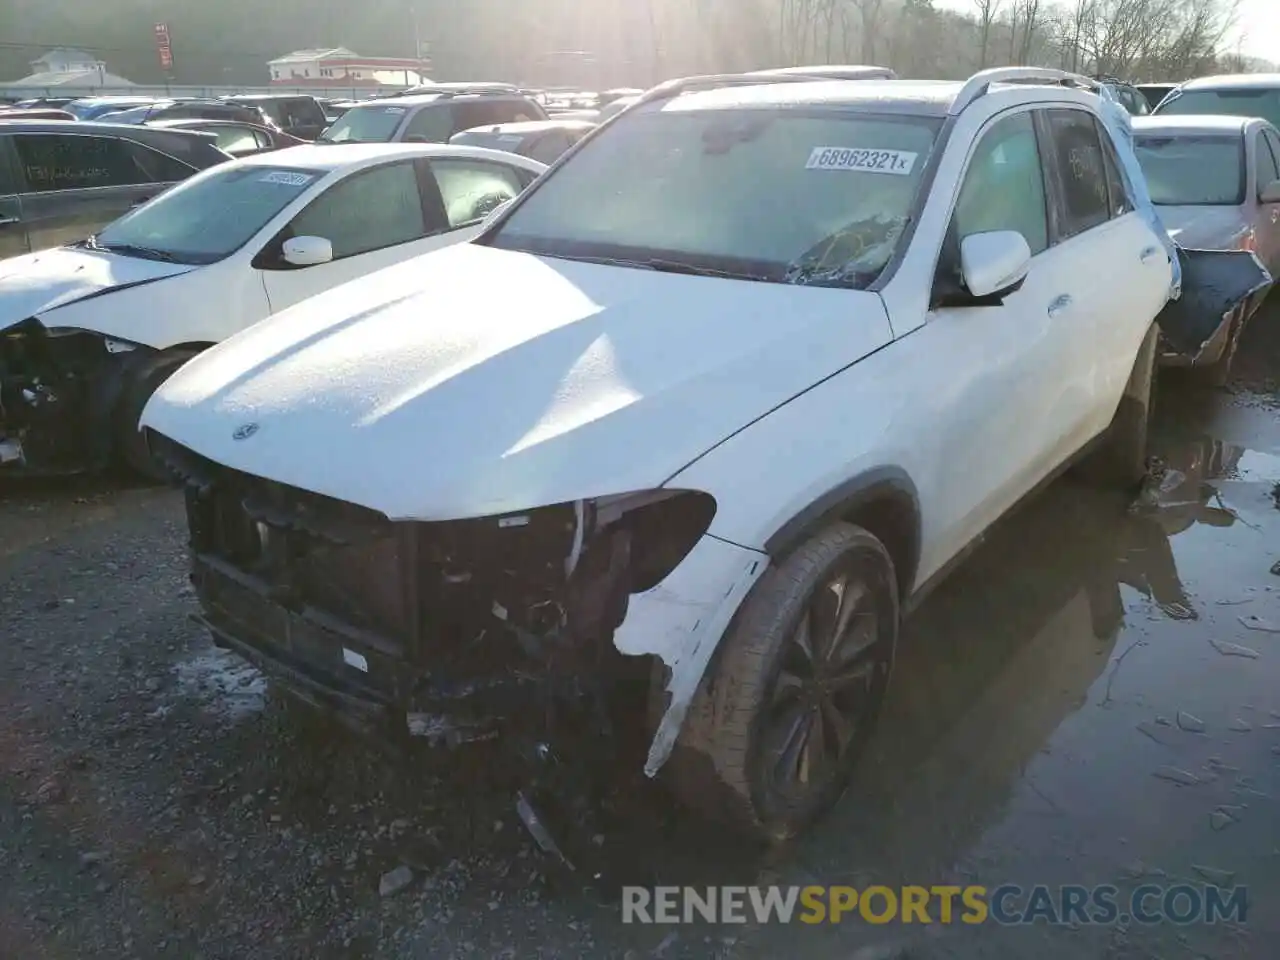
[934,0,1277,64]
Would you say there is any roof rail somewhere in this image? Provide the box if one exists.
[948,66,1098,115]
[394,83,522,99]
[632,65,898,111]
[746,64,897,81]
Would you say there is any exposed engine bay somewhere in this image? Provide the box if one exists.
[148,431,719,868]
[0,319,136,472]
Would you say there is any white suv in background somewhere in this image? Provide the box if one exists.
[141,68,1175,841]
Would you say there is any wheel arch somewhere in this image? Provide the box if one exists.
[762,466,922,602]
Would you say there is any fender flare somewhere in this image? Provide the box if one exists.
[762,465,923,598]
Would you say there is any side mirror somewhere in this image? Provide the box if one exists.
[1260,179,1280,204]
[281,235,333,267]
[960,230,1032,299]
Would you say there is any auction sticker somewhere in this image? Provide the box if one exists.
[385,106,407,114]
[259,171,313,186]
[806,147,917,175]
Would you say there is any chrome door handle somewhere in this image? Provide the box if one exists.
[1140,245,1160,262]
[1048,294,1072,317]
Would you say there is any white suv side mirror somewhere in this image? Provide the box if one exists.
[960,230,1032,298]
[1260,179,1280,204]
[282,235,333,267]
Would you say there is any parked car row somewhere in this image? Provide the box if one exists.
[4,93,333,140]
[0,65,1273,850]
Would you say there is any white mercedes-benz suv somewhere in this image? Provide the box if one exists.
[140,67,1176,841]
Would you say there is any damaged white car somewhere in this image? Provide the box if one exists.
[0,143,546,476]
[143,67,1209,843]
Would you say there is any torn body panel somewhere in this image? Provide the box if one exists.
[1156,247,1272,358]
[612,534,767,776]
[0,318,142,473]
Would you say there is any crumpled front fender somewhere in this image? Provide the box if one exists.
[612,533,767,776]
[1158,248,1272,357]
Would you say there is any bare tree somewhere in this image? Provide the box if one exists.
[850,0,887,63]
[1014,0,1044,64]
[974,0,1003,68]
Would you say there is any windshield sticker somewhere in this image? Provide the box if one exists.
[259,171,313,186]
[385,106,407,114]
[806,147,918,175]
[497,134,523,143]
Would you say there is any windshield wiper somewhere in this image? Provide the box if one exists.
[552,252,770,282]
[640,258,771,282]
[93,241,183,263]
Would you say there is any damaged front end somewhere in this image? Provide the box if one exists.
[152,430,720,848]
[0,319,136,472]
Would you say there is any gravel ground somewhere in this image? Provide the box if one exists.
[4,317,1280,958]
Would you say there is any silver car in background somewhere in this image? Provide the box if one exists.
[1132,114,1280,383]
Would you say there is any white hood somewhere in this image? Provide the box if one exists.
[0,246,194,333]
[142,243,893,520]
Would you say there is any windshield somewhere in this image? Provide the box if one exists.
[93,104,159,124]
[93,164,320,264]
[319,104,409,143]
[1156,88,1280,129]
[1133,134,1244,205]
[69,100,151,120]
[490,107,939,288]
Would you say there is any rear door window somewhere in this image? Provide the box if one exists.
[12,133,186,191]
[428,158,526,228]
[1044,110,1111,239]
[402,105,453,143]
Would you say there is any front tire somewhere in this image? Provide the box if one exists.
[114,349,197,481]
[664,523,898,842]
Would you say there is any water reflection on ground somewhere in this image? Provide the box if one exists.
[727,402,1280,958]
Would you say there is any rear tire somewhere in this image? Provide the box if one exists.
[114,349,197,481]
[662,522,898,842]
[1077,322,1157,488]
